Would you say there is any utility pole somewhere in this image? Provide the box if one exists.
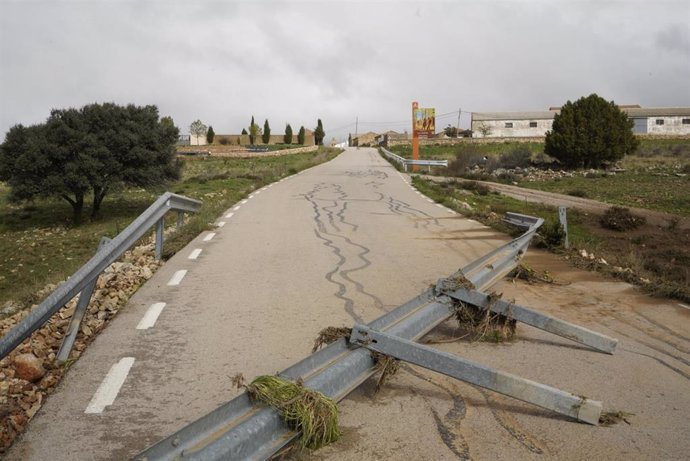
[457,108,461,133]
[355,116,358,149]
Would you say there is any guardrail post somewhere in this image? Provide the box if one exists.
[177,211,185,229]
[350,324,602,425]
[56,237,111,363]
[155,218,164,260]
[559,206,569,249]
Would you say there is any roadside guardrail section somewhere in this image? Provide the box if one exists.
[380,147,448,172]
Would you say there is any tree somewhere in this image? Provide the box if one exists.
[262,119,271,144]
[297,126,306,145]
[545,94,638,169]
[348,133,352,147]
[241,128,248,135]
[476,123,492,138]
[314,119,325,145]
[284,124,293,144]
[0,103,181,224]
[206,125,215,144]
[248,116,261,145]
[189,119,207,145]
[444,124,458,138]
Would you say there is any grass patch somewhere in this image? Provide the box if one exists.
[599,206,646,231]
[0,148,341,310]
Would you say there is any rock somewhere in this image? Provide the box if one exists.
[580,249,588,258]
[141,267,153,280]
[1,301,23,317]
[597,258,608,265]
[13,354,45,382]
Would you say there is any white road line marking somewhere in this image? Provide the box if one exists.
[678,303,690,311]
[136,302,166,330]
[240,199,248,204]
[225,212,234,219]
[468,219,478,223]
[217,221,226,227]
[84,357,135,414]
[427,199,434,203]
[188,249,202,260]
[255,190,261,195]
[232,206,241,211]
[167,270,187,286]
[248,194,254,199]
[436,204,445,208]
[447,209,456,214]
[203,232,216,241]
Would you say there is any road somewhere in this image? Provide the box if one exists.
[7,148,690,460]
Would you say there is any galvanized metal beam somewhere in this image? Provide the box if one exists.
[0,193,202,360]
[443,288,618,354]
[349,324,602,425]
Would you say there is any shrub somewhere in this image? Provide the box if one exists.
[600,206,646,231]
[497,147,532,169]
[218,137,229,145]
[538,219,566,248]
[460,180,490,195]
[567,189,588,198]
[447,147,485,176]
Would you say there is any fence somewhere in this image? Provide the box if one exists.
[379,147,448,172]
[0,192,202,361]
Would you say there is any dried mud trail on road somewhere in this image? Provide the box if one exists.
[7,148,689,460]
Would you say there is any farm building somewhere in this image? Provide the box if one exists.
[471,107,690,138]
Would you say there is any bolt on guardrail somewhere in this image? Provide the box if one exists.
[136,212,617,461]
[0,192,202,361]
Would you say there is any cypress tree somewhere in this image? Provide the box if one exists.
[284,124,293,144]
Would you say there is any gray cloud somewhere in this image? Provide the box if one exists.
[1,0,689,142]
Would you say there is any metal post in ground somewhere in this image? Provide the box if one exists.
[155,218,164,260]
[559,206,569,249]
[177,211,185,229]
[56,237,111,363]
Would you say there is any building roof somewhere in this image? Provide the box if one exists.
[624,107,690,117]
[472,111,557,121]
[473,107,690,122]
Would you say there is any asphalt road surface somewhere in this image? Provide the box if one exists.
[7,148,690,460]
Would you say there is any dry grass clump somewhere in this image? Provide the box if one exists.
[600,206,646,231]
[453,293,516,342]
[246,375,341,450]
[599,410,633,426]
[507,263,556,284]
[312,326,352,352]
[371,352,400,392]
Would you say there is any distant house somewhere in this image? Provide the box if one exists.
[471,106,690,138]
[351,132,378,147]
[374,130,409,147]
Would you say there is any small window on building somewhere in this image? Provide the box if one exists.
[682,118,690,125]
[656,119,664,125]
[505,122,513,128]
[529,121,538,128]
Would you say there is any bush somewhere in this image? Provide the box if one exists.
[447,147,485,176]
[460,180,490,195]
[497,147,532,169]
[545,94,639,169]
[566,189,588,198]
[218,137,229,145]
[538,219,566,248]
[600,206,646,231]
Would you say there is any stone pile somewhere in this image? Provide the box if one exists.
[0,242,161,453]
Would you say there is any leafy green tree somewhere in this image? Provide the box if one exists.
[297,126,306,145]
[284,124,293,144]
[189,119,207,145]
[262,119,271,144]
[249,116,261,145]
[545,94,638,169]
[206,125,215,144]
[444,124,458,138]
[0,103,180,224]
[314,119,325,145]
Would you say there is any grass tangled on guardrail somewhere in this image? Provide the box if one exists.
[454,293,516,342]
[312,326,352,352]
[507,263,558,284]
[245,375,341,450]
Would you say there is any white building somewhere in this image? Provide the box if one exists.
[471,107,690,138]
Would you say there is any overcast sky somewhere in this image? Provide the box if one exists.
[1,0,689,142]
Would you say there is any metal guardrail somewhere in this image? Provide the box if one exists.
[0,192,202,361]
[137,212,616,460]
[379,147,448,172]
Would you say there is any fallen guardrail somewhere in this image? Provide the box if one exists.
[380,147,448,172]
[136,212,617,461]
[0,192,202,362]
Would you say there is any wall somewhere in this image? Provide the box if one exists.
[471,119,553,138]
[190,134,207,146]
[212,133,315,146]
[646,116,690,135]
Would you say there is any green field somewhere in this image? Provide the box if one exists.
[0,148,341,311]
